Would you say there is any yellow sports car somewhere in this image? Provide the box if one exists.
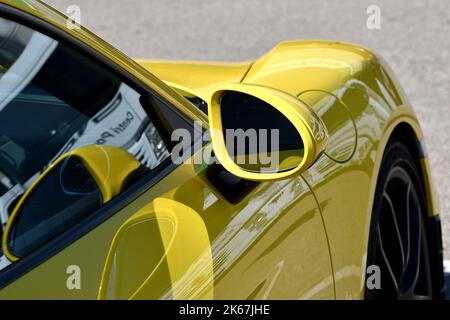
[0,0,444,300]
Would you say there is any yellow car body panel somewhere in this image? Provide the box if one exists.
[0,146,334,299]
[138,40,439,296]
[0,0,440,300]
[137,60,253,103]
[98,197,214,300]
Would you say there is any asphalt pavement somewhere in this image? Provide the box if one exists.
[45,0,450,258]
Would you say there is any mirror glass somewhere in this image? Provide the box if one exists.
[220,92,304,173]
[7,157,103,258]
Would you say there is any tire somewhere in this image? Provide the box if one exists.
[365,138,442,299]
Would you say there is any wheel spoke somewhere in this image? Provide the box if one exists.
[377,225,399,293]
[399,184,422,295]
[383,191,405,267]
[403,182,412,274]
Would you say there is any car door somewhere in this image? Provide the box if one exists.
[0,3,334,299]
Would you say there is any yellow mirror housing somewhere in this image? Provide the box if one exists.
[208,83,328,181]
[2,145,142,262]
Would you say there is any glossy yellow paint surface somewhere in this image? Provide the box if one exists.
[137,60,252,103]
[0,0,439,300]
[98,198,213,300]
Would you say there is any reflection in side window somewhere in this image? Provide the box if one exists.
[0,17,192,268]
[8,157,103,258]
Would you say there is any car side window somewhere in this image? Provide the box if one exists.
[0,17,194,269]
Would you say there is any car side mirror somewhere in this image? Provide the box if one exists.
[208,84,328,181]
[2,145,142,261]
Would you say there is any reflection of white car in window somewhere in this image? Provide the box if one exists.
[0,27,58,112]
[0,254,10,270]
[0,84,168,228]
[64,82,169,170]
[0,24,168,230]
[0,26,59,227]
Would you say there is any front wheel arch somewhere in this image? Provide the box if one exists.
[388,122,444,297]
[364,130,444,299]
